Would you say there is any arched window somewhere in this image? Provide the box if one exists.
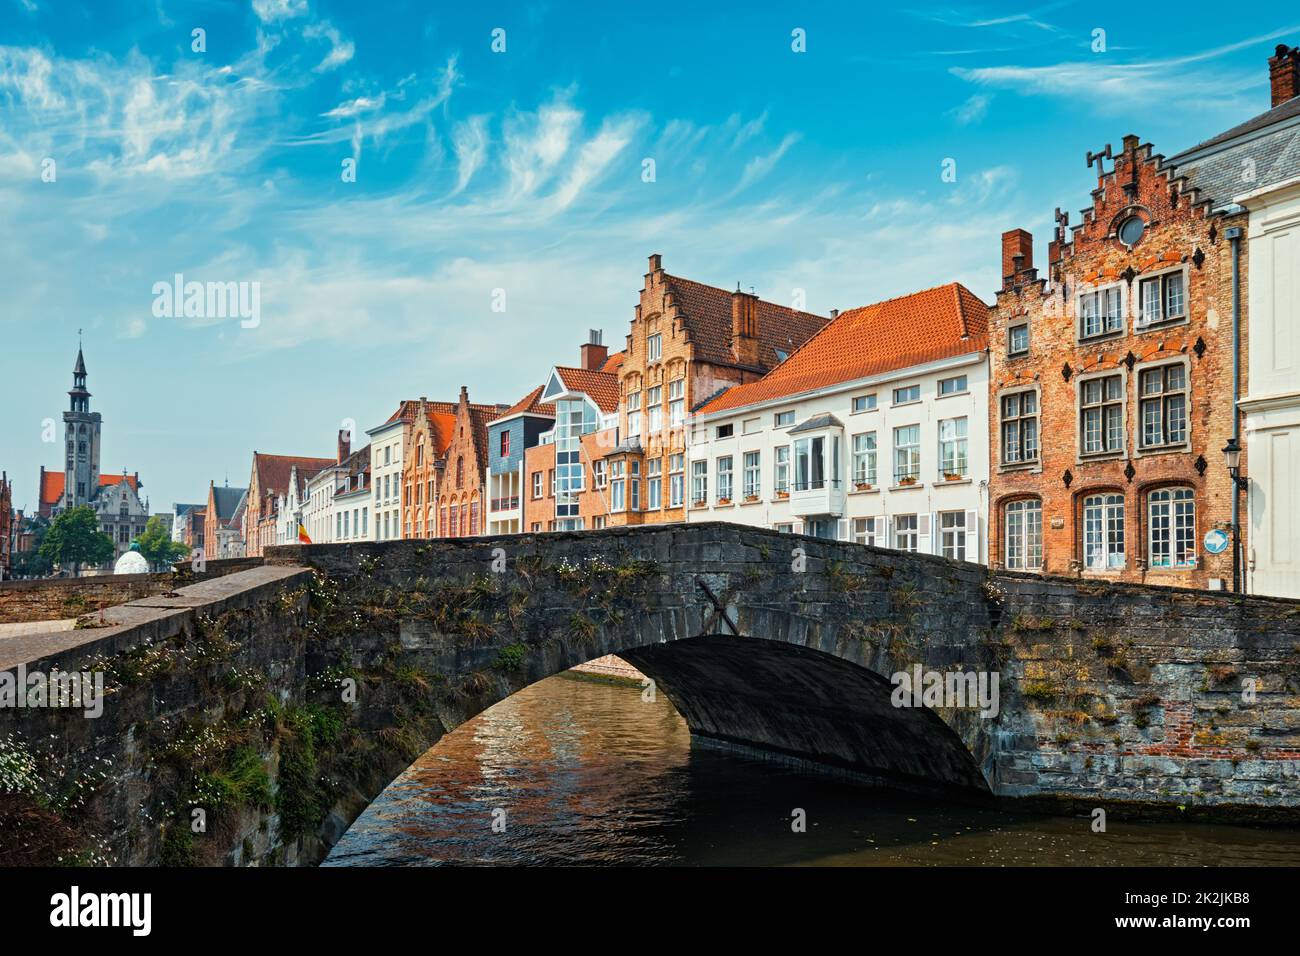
[1003,498,1042,570]
[1148,487,1196,568]
[455,456,464,489]
[1082,493,1125,570]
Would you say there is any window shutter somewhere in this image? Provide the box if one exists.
[966,509,980,562]
[918,513,931,554]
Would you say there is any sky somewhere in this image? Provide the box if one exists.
[1,0,1296,513]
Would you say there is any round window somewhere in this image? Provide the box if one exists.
[1118,216,1145,246]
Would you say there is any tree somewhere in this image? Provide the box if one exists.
[11,515,53,577]
[38,505,114,574]
[136,515,190,571]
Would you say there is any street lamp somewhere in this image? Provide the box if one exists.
[1222,437,1248,593]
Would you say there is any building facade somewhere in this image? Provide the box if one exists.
[243,452,334,556]
[604,255,829,529]
[987,132,1244,589]
[203,484,247,559]
[486,385,555,535]
[687,284,990,560]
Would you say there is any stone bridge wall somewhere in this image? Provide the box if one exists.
[0,523,1295,867]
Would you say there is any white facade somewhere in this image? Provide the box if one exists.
[367,419,404,542]
[301,466,340,544]
[1241,175,1300,597]
[686,350,989,563]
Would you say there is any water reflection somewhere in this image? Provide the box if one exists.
[325,673,1300,867]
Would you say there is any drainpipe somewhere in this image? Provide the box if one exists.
[1226,225,1244,593]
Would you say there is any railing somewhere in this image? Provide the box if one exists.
[490,496,520,512]
[792,479,842,491]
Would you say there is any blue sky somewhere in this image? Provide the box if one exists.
[1,0,1296,513]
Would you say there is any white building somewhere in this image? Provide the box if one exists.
[687,283,990,562]
[1241,175,1300,596]
[366,416,406,542]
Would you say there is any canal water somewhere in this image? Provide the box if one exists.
[324,672,1300,867]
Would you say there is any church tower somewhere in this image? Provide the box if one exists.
[63,344,102,508]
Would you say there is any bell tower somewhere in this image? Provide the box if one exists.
[63,338,102,509]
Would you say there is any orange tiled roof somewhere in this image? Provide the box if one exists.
[699,283,989,414]
[39,471,141,508]
[495,384,556,421]
[253,453,335,497]
[554,365,621,413]
[663,274,829,370]
[599,350,625,374]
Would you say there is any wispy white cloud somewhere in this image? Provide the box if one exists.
[304,21,354,73]
[949,92,991,125]
[252,0,308,23]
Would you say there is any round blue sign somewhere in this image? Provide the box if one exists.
[1203,528,1230,555]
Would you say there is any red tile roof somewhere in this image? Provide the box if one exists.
[663,274,828,370]
[553,365,621,413]
[600,350,625,374]
[38,471,141,508]
[495,384,556,421]
[699,283,989,414]
[253,453,335,498]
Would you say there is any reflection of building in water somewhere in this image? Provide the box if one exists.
[571,654,644,681]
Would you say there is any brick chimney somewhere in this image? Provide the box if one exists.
[731,285,760,367]
[580,329,608,370]
[648,252,662,274]
[337,427,351,464]
[1270,44,1300,108]
[1001,229,1034,290]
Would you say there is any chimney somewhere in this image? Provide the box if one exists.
[337,428,351,464]
[829,308,839,319]
[580,328,608,370]
[648,253,662,274]
[1270,44,1300,108]
[1001,229,1034,290]
[730,285,760,367]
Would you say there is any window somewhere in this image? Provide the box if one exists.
[531,471,543,499]
[455,456,464,489]
[384,446,391,465]
[691,460,708,505]
[775,523,794,534]
[939,417,968,479]
[851,432,876,486]
[939,511,967,561]
[592,516,606,529]
[1083,493,1125,570]
[630,460,641,510]
[743,451,760,498]
[893,384,920,405]
[894,515,918,552]
[1139,364,1187,448]
[775,410,795,427]
[647,385,663,432]
[716,456,733,502]
[774,348,788,363]
[774,446,790,494]
[853,516,883,546]
[1148,487,1196,569]
[938,375,967,396]
[1138,271,1185,327]
[1001,391,1039,464]
[610,460,625,511]
[742,417,761,435]
[593,460,607,488]
[647,333,662,362]
[852,394,877,413]
[548,469,556,496]
[893,425,920,484]
[1081,375,1124,455]
[669,453,684,507]
[1118,216,1146,246]
[1004,499,1042,570]
[499,430,510,457]
[716,423,734,439]
[1009,323,1029,356]
[627,392,641,437]
[669,379,685,426]
[1079,286,1123,338]
[648,457,662,509]
[794,436,828,490]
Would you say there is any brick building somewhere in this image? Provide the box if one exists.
[0,472,12,579]
[603,254,829,528]
[242,452,334,556]
[202,482,247,559]
[988,132,1245,588]
[432,387,507,539]
[399,399,458,539]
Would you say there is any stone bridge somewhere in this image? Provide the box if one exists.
[1,523,1297,866]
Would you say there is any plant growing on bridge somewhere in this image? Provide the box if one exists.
[494,643,527,672]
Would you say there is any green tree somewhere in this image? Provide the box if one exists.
[38,505,114,574]
[136,515,190,571]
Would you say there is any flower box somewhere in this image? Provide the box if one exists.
[776,490,790,499]
[717,497,732,506]
[898,476,918,487]
[744,495,759,503]
[854,482,873,491]
[943,473,965,482]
